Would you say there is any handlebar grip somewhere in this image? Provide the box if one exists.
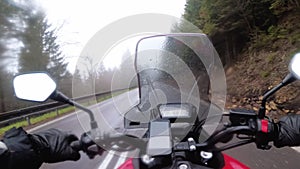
[70,134,100,159]
[71,133,96,152]
[71,140,82,151]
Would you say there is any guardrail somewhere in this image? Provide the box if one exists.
[0,89,127,128]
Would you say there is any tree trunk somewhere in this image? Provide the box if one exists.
[0,75,5,112]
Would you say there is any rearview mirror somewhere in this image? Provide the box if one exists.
[13,73,57,102]
[290,53,300,79]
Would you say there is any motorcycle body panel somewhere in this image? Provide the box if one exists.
[118,158,134,169]
[118,153,250,169]
[223,154,249,169]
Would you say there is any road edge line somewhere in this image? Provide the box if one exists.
[27,112,76,133]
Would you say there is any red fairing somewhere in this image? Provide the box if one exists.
[118,155,250,169]
[223,154,250,169]
[118,158,135,169]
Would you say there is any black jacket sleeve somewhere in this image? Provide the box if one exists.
[274,114,300,148]
[0,144,9,169]
[0,127,43,169]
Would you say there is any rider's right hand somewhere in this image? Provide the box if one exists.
[273,113,300,148]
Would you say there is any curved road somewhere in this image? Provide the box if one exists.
[27,90,300,169]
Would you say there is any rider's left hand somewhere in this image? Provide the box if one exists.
[29,128,81,163]
[1,127,43,169]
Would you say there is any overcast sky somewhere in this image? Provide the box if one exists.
[36,0,186,72]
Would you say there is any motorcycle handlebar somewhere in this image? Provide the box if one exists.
[72,109,277,158]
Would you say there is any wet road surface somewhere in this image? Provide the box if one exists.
[27,90,300,169]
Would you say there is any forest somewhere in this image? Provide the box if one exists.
[182,0,300,117]
[0,0,71,112]
[1,0,300,118]
[0,0,134,113]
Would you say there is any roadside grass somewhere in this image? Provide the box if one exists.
[30,106,75,124]
[0,89,130,135]
[0,121,29,135]
[97,90,128,102]
[0,106,75,135]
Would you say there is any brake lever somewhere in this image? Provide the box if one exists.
[210,139,254,152]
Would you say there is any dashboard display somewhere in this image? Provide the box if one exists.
[159,104,191,118]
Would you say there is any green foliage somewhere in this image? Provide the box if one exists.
[249,31,273,51]
[202,22,215,35]
[260,70,270,78]
[270,0,300,15]
[288,33,300,44]
[192,0,258,35]
[267,53,276,63]
[0,0,25,50]
[18,6,68,77]
[44,25,69,81]
[0,1,71,112]
[270,0,286,15]
[0,121,29,135]
[19,9,49,72]
[267,25,288,39]
[183,0,202,27]
[0,1,26,112]
[0,71,14,112]
[181,0,300,65]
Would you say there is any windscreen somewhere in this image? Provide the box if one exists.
[136,35,208,105]
[135,34,224,123]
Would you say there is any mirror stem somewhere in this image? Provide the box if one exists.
[51,91,98,129]
[282,73,297,85]
[258,73,296,119]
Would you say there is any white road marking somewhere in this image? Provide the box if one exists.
[98,151,115,169]
[292,147,300,153]
[114,151,129,169]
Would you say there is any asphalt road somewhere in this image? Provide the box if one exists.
[27,89,300,169]
[33,90,140,169]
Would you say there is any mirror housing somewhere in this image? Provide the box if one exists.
[13,72,98,129]
[13,73,57,102]
[289,53,300,80]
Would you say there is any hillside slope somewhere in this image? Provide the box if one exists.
[181,0,300,119]
[226,11,300,119]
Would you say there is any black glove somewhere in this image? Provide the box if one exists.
[0,127,43,169]
[29,128,81,163]
[273,113,300,148]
